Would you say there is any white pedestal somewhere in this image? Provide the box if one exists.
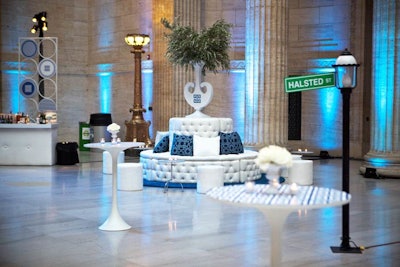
[288,160,313,185]
[197,165,224,194]
[103,151,125,174]
[117,163,143,191]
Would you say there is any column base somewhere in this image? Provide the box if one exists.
[360,152,400,178]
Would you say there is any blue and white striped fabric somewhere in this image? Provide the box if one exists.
[206,184,350,208]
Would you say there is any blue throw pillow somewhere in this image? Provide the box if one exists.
[219,132,244,154]
[171,134,193,156]
[153,135,169,153]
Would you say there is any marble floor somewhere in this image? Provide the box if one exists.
[0,152,399,267]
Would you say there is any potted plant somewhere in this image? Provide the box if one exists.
[161,17,232,75]
[161,18,233,117]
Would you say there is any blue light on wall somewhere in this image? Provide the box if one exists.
[142,60,153,138]
[317,86,340,150]
[368,0,396,167]
[367,157,389,167]
[232,70,246,136]
[4,68,21,113]
[308,58,341,150]
[373,49,394,152]
[97,64,113,113]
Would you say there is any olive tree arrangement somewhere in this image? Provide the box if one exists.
[161,18,233,75]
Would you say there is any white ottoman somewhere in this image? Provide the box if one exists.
[197,165,224,194]
[117,163,143,191]
[103,151,125,174]
[288,160,313,185]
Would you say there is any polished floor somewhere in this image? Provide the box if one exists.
[0,152,399,267]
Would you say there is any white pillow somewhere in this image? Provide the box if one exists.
[193,135,220,156]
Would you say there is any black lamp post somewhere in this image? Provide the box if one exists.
[124,34,152,146]
[330,49,361,253]
[31,11,48,102]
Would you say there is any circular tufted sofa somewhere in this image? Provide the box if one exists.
[140,117,261,184]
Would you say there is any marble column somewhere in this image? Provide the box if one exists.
[152,0,201,133]
[361,0,400,178]
[244,0,288,147]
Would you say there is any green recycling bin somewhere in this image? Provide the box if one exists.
[79,122,91,151]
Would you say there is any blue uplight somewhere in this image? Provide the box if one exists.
[142,60,153,138]
[367,157,389,167]
[4,68,21,112]
[96,64,113,113]
[372,3,396,152]
[316,87,340,150]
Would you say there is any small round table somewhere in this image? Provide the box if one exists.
[85,141,144,231]
[207,184,351,267]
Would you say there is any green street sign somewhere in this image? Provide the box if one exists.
[284,73,335,93]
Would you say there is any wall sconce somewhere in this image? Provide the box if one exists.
[124,34,152,146]
[331,48,361,254]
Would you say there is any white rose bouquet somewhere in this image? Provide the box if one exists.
[107,123,120,133]
[255,145,293,172]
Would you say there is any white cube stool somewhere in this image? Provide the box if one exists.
[117,163,143,191]
[281,155,302,179]
[103,151,125,174]
[197,165,224,194]
[288,160,313,185]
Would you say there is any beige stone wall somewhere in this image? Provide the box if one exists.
[0,0,369,158]
[0,0,90,142]
[287,0,367,158]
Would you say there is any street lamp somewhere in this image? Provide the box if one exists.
[124,34,152,146]
[31,11,48,102]
[330,48,361,253]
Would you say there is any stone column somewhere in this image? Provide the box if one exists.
[244,0,288,147]
[172,0,201,117]
[152,0,174,133]
[361,0,400,178]
[152,0,201,133]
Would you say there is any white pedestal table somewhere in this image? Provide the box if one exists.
[85,142,144,231]
[206,184,351,267]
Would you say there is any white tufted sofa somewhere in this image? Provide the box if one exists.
[140,117,261,184]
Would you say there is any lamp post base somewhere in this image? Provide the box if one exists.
[124,118,152,147]
[330,246,362,254]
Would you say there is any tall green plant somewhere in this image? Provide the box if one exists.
[161,18,232,74]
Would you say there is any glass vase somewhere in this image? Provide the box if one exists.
[266,164,282,193]
[110,131,119,144]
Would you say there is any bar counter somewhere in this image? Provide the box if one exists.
[0,123,58,165]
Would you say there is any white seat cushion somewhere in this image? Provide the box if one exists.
[193,135,220,156]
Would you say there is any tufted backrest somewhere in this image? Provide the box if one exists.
[168,117,233,150]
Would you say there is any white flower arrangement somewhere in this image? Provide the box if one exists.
[107,123,120,133]
[255,145,293,172]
